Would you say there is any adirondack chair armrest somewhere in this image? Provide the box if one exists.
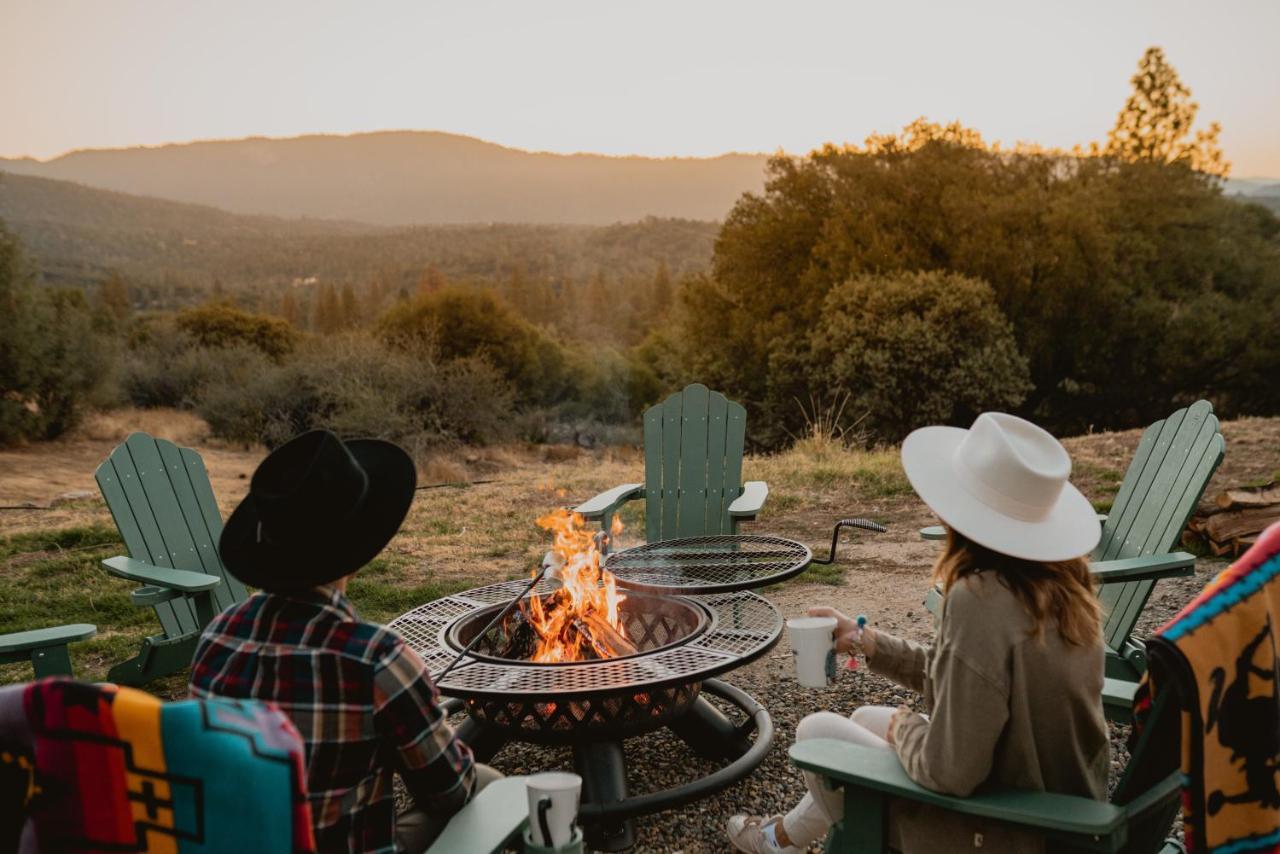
[0,623,97,654]
[102,556,223,593]
[727,481,768,518]
[1090,552,1195,583]
[425,775,530,854]
[574,483,644,521]
[790,740,1133,838]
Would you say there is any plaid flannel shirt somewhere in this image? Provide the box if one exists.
[189,587,475,853]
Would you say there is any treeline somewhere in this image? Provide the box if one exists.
[644,141,1280,445]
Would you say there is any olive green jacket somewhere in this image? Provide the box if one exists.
[867,570,1109,853]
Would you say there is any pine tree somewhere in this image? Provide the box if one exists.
[340,283,360,327]
[280,289,302,327]
[313,284,342,334]
[96,273,131,324]
[586,271,610,328]
[651,261,673,317]
[1105,47,1228,177]
[364,276,386,319]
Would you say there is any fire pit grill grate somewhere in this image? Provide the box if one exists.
[390,581,782,700]
[602,534,812,594]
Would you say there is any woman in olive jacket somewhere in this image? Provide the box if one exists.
[728,413,1110,854]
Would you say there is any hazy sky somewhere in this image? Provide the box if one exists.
[3,0,1278,175]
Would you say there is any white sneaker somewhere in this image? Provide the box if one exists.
[725,814,801,853]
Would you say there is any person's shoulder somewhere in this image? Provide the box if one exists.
[318,616,404,665]
[943,571,1029,628]
[205,591,269,633]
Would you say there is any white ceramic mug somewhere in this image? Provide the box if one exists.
[526,771,582,848]
[788,615,838,688]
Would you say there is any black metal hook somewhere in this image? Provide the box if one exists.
[810,517,887,565]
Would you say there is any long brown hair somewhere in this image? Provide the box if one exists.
[932,527,1101,646]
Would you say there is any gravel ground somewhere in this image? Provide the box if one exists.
[398,546,1229,853]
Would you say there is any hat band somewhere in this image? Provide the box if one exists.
[951,452,1055,524]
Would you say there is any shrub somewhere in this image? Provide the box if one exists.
[198,334,515,450]
[378,288,570,406]
[174,302,298,360]
[0,224,113,443]
[121,334,272,410]
[812,271,1032,442]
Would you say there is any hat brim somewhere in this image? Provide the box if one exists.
[901,426,1101,562]
[220,439,417,590]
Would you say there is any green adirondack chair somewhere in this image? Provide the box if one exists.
[921,400,1224,721]
[790,677,1184,853]
[0,624,97,677]
[94,432,248,685]
[575,383,768,542]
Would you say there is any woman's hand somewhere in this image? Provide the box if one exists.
[886,705,913,746]
[806,606,877,657]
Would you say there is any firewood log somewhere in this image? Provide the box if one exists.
[572,616,639,659]
[1203,506,1280,543]
[496,609,541,660]
[1214,483,1280,511]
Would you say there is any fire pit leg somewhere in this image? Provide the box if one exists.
[573,739,635,852]
[668,695,752,760]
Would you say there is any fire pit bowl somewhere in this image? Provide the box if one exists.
[445,590,711,665]
[443,591,711,741]
[392,580,781,738]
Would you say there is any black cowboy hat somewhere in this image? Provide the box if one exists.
[219,430,417,590]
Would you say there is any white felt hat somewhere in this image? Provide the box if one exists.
[901,413,1101,562]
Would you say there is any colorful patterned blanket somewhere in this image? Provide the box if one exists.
[0,679,315,852]
[1142,521,1280,854]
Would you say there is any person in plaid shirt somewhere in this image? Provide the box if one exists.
[190,430,496,852]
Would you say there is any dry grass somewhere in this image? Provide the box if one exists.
[72,408,213,446]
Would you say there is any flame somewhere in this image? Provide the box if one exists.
[520,508,629,663]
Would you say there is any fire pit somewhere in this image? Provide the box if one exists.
[391,578,782,849]
[388,508,810,849]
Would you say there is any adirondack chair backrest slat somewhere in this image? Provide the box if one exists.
[95,433,243,635]
[1094,401,1224,653]
[643,384,747,542]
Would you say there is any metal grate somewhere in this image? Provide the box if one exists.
[603,534,813,594]
[389,580,782,700]
[463,683,702,744]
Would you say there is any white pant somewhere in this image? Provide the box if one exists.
[782,706,898,848]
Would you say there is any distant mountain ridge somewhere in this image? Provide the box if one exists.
[0,171,719,295]
[0,131,771,225]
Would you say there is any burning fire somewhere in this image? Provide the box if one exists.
[520,509,631,663]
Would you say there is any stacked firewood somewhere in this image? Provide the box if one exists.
[1185,483,1280,557]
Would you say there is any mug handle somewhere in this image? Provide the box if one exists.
[537,795,554,847]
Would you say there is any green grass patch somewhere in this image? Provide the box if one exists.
[0,523,122,560]
[1092,499,1114,514]
[348,576,480,624]
[798,560,846,585]
[419,517,463,536]
[0,524,162,685]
